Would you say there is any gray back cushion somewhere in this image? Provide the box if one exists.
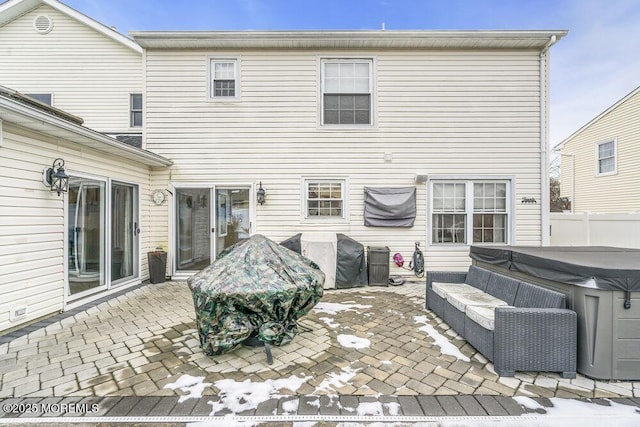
[466,266,491,291]
[485,273,520,305]
[514,281,566,308]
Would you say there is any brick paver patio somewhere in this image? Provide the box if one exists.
[1,281,639,424]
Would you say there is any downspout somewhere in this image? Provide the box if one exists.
[540,35,557,246]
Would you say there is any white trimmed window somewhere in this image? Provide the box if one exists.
[304,179,346,219]
[321,59,372,126]
[431,180,510,245]
[210,58,239,99]
[596,140,616,175]
[432,182,467,244]
[130,94,142,127]
[472,182,508,243]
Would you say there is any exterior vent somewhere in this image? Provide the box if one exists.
[33,15,53,34]
[10,305,27,322]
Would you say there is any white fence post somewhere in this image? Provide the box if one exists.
[584,212,590,246]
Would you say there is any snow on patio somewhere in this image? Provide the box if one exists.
[163,374,212,403]
[207,374,311,415]
[414,315,470,362]
[315,366,361,393]
[4,280,636,407]
[336,334,371,349]
[312,302,373,315]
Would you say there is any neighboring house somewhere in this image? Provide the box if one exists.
[556,86,640,213]
[0,0,144,146]
[131,30,565,280]
[0,85,171,332]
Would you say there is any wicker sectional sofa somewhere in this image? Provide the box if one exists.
[426,265,577,378]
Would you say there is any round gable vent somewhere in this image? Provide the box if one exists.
[33,15,53,34]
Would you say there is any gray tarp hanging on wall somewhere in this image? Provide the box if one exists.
[364,187,416,227]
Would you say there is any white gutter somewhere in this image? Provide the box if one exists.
[540,35,557,246]
[131,29,568,50]
[0,96,172,167]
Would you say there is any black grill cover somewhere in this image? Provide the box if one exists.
[280,233,368,289]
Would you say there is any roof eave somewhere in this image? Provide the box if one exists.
[131,29,568,50]
[0,96,172,168]
[555,85,640,151]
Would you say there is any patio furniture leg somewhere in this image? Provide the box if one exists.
[495,368,515,377]
[265,343,273,365]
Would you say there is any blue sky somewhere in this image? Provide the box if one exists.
[65,0,640,148]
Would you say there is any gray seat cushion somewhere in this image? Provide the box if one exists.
[432,282,484,299]
[466,304,513,330]
[446,291,508,312]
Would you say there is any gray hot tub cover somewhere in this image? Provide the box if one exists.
[470,245,640,292]
[187,234,325,356]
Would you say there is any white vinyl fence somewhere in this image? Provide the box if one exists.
[550,212,640,249]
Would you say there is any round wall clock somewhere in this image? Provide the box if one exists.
[152,190,166,205]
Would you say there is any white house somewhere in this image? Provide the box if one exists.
[0,0,568,332]
[0,86,172,332]
[556,86,640,213]
[131,30,566,280]
[0,0,144,146]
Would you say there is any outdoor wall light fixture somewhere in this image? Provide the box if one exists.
[44,158,69,196]
[256,181,266,205]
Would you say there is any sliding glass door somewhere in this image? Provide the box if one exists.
[174,186,252,274]
[111,182,138,284]
[68,177,106,296]
[215,188,250,257]
[67,177,140,299]
[176,188,211,271]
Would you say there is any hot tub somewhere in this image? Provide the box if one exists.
[470,245,640,380]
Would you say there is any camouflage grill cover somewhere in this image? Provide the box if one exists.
[187,234,325,356]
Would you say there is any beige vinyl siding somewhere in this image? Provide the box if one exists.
[0,123,152,332]
[559,153,574,206]
[560,90,640,213]
[0,4,141,133]
[145,49,543,271]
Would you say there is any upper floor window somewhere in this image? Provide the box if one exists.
[25,93,52,105]
[130,94,142,127]
[210,58,239,99]
[321,59,372,126]
[596,140,616,175]
[431,180,510,245]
